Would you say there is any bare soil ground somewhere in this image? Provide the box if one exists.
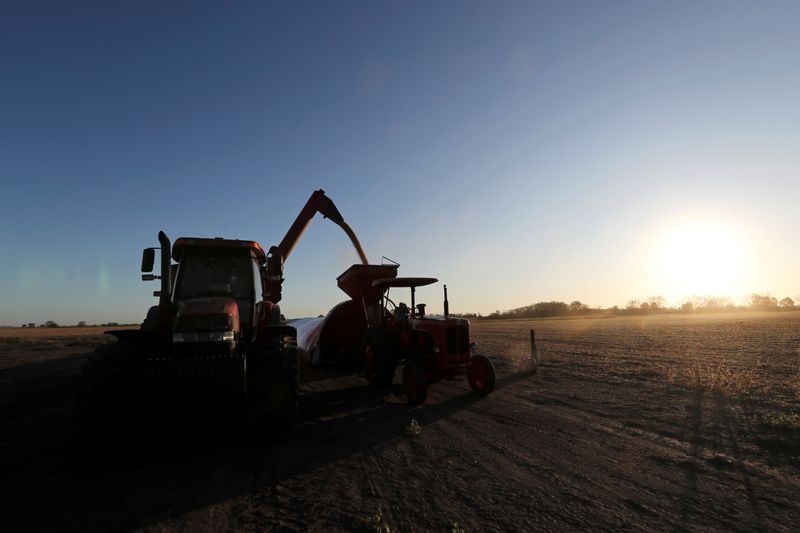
[1,314,799,532]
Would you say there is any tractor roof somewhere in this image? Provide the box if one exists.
[372,277,438,289]
[172,237,266,263]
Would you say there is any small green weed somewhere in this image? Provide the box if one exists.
[405,418,422,438]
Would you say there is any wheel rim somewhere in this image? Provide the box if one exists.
[469,359,487,390]
[405,367,419,398]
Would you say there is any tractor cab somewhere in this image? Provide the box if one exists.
[371,276,437,325]
[371,277,472,367]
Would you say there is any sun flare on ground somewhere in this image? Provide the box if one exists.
[650,219,748,304]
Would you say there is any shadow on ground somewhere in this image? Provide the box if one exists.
[0,351,527,531]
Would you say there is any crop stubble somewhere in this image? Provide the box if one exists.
[1,313,799,531]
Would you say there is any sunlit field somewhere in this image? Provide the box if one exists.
[1,312,798,531]
[475,311,800,405]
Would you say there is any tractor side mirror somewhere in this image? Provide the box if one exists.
[141,248,155,272]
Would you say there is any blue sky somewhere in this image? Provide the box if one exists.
[2,1,799,325]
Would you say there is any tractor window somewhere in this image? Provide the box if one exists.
[251,259,262,300]
[175,253,253,300]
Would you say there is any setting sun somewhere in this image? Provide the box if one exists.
[651,220,748,303]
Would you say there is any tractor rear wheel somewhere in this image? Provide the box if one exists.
[365,334,396,389]
[467,354,496,396]
[75,342,140,449]
[248,336,299,438]
[403,361,428,406]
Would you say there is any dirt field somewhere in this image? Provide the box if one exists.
[1,313,799,532]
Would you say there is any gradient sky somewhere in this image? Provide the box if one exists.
[2,1,799,325]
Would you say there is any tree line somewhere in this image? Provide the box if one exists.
[19,321,124,328]
[465,293,799,320]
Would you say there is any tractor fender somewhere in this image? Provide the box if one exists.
[141,305,159,334]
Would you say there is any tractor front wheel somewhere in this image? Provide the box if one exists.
[365,337,395,389]
[248,336,299,439]
[467,354,496,396]
[403,361,428,406]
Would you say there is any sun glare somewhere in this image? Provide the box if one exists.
[651,220,747,304]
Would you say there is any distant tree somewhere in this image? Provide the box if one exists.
[21,324,26,328]
[640,302,650,311]
[28,322,35,328]
[533,301,569,317]
[569,300,589,313]
[647,296,665,310]
[701,296,734,310]
[626,299,640,310]
[749,294,778,308]
[779,297,795,308]
[44,320,59,328]
[77,321,87,327]
[681,301,695,313]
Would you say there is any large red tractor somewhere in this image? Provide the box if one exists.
[76,190,365,444]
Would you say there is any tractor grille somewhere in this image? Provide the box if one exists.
[142,354,247,395]
[446,326,469,355]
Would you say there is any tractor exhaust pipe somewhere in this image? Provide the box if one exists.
[443,284,449,318]
[158,231,172,307]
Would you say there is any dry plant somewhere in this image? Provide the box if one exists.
[756,411,800,433]
[666,356,765,397]
[793,349,800,400]
[361,503,396,533]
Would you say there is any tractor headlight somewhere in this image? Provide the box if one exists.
[173,331,235,343]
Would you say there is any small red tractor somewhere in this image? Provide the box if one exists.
[321,266,495,404]
[366,277,495,404]
[76,190,365,444]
